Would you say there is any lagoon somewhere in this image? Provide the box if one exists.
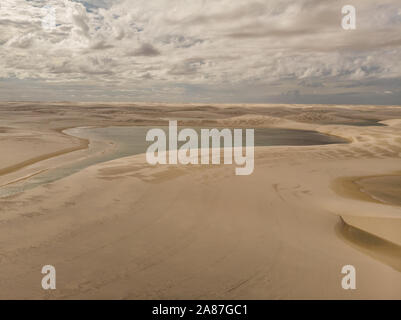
[0,126,347,197]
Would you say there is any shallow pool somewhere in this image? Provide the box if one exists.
[0,126,347,197]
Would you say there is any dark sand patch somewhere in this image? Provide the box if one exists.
[356,176,401,206]
[332,172,401,207]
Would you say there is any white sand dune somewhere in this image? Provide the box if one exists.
[0,103,400,299]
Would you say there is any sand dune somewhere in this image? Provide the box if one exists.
[0,103,400,299]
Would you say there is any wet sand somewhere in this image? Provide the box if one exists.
[356,175,401,206]
[333,174,401,207]
[0,127,89,177]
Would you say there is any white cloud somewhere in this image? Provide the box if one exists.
[0,0,400,103]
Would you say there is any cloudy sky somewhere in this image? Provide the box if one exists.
[0,0,400,104]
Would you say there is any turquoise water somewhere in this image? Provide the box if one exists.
[0,126,346,197]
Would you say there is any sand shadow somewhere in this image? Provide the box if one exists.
[336,217,401,272]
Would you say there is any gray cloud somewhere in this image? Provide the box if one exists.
[130,43,160,57]
[0,0,400,104]
[168,58,205,76]
[90,40,114,50]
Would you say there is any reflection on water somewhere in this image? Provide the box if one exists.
[0,126,347,197]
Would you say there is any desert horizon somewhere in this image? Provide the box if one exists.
[0,101,400,299]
